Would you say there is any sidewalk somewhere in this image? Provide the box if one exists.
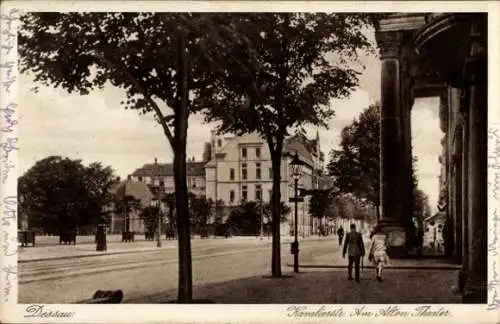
[130,267,461,304]
[18,234,332,262]
[298,250,460,270]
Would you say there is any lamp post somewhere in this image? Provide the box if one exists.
[259,199,264,240]
[154,158,162,248]
[289,152,304,273]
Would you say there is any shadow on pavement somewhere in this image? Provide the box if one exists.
[127,268,462,304]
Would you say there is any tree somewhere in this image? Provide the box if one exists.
[188,194,213,229]
[139,205,160,234]
[18,156,118,234]
[19,12,243,301]
[163,192,177,234]
[113,195,142,232]
[327,103,381,220]
[200,13,380,276]
[308,189,332,230]
[226,200,290,235]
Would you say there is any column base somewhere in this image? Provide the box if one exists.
[462,280,487,303]
[373,223,407,258]
[458,267,468,293]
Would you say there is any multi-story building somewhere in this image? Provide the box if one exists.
[205,130,325,236]
[130,158,206,197]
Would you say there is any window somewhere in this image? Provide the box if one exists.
[242,163,247,180]
[230,190,235,203]
[217,139,222,147]
[256,147,261,158]
[269,167,273,179]
[255,185,262,201]
[256,162,261,179]
[230,168,235,180]
[242,186,248,201]
[242,147,247,158]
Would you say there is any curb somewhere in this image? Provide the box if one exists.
[18,246,177,263]
[19,236,333,263]
[289,264,462,270]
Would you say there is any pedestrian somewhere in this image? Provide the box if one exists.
[435,224,444,254]
[337,225,344,246]
[368,232,390,281]
[342,224,365,282]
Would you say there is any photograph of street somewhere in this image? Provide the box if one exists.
[16,12,487,304]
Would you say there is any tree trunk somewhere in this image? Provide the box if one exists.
[269,140,283,277]
[174,33,193,302]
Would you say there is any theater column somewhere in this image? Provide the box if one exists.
[462,18,487,303]
[375,31,406,256]
[459,99,469,293]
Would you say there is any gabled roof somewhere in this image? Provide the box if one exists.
[132,161,206,177]
[110,179,154,205]
[284,136,314,167]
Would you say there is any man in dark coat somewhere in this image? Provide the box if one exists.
[343,223,366,282]
[337,226,345,246]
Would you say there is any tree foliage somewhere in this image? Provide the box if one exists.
[327,103,380,218]
[18,12,243,301]
[188,194,213,227]
[18,156,118,234]
[199,13,379,276]
[226,200,290,235]
[308,189,332,220]
[139,205,160,233]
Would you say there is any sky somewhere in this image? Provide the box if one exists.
[18,29,442,213]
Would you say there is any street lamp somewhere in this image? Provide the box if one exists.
[289,151,304,273]
[154,158,162,248]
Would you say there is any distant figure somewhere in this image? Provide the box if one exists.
[342,224,365,282]
[368,233,390,281]
[435,224,444,254]
[337,226,345,246]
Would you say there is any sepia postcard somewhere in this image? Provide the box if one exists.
[1,1,499,323]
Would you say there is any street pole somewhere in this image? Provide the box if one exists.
[155,158,162,248]
[157,196,162,248]
[260,200,264,240]
[294,178,299,273]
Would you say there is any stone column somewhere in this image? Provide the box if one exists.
[452,120,463,265]
[462,17,487,303]
[375,31,407,256]
[400,61,415,241]
[459,103,469,292]
[442,93,455,259]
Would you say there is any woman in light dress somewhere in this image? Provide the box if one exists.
[368,233,390,281]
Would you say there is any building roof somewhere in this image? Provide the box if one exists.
[132,161,206,177]
[109,179,154,205]
[283,136,315,166]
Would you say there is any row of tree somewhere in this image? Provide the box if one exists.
[18,156,232,236]
[19,12,386,301]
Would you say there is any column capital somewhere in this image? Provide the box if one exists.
[376,31,404,59]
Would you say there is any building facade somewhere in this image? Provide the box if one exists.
[131,158,206,197]
[205,130,325,236]
[375,13,487,302]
